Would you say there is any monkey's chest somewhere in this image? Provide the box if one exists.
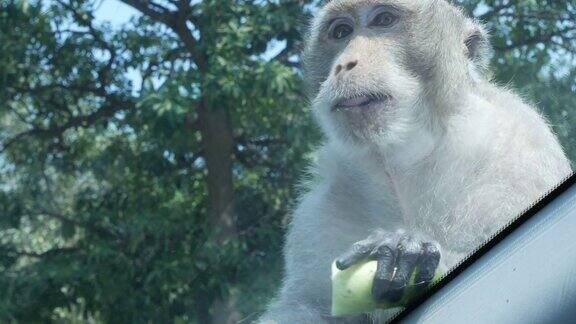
[398,190,485,253]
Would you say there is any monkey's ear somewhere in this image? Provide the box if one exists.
[465,32,484,60]
[464,22,492,72]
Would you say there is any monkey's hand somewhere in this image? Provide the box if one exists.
[335,230,441,303]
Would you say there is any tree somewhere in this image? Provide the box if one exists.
[0,0,574,322]
[0,0,318,322]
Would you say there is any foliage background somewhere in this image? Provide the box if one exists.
[0,0,574,323]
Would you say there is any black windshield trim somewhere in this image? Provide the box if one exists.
[388,172,576,323]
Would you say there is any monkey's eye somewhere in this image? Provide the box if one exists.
[329,19,354,40]
[370,11,399,28]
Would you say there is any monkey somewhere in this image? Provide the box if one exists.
[258,0,573,323]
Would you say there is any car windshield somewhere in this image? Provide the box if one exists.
[0,1,574,323]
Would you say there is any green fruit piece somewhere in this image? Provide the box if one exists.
[331,260,442,316]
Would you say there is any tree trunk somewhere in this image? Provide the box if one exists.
[195,298,211,324]
[211,295,242,324]
[197,100,241,324]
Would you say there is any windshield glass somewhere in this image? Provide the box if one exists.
[0,1,574,323]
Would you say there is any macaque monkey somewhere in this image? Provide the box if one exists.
[259,0,573,322]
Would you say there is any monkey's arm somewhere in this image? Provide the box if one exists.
[258,171,400,323]
[258,192,367,322]
[437,158,572,272]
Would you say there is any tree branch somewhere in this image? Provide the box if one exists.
[270,39,301,68]
[40,210,119,240]
[119,0,175,26]
[14,247,78,259]
[55,0,118,90]
[119,0,206,71]
[1,95,134,153]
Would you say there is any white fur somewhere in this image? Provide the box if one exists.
[258,0,573,323]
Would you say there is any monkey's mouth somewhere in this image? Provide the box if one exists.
[332,93,391,111]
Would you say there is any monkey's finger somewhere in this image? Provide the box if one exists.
[335,240,376,270]
[382,237,421,303]
[371,244,396,301]
[414,242,441,285]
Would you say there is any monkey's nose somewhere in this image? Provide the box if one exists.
[334,60,358,76]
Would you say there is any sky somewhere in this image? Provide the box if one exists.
[93,0,137,26]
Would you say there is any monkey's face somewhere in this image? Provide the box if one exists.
[305,0,490,151]
[306,1,428,149]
